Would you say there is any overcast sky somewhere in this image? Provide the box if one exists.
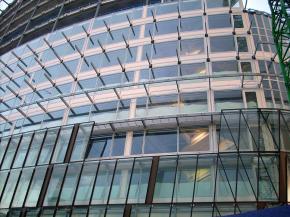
[244,0,271,13]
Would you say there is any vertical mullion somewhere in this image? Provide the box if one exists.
[145,156,159,204]
[55,164,69,207]
[64,124,80,163]
[37,165,53,207]
[48,127,61,165]
[71,162,85,207]
[21,132,35,168]
[35,129,49,166]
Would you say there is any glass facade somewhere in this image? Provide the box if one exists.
[0,0,289,216]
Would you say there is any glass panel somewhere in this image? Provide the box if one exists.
[179,92,208,114]
[88,206,106,217]
[210,36,235,52]
[173,156,197,202]
[71,207,88,217]
[180,38,204,56]
[109,159,134,204]
[215,90,244,111]
[234,15,244,28]
[171,205,192,217]
[0,171,9,198]
[111,134,126,157]
[144,131,177,154]
[245,92,258,108]
[131,132,144,155]
[207,0,229,8]
[179,128,209,152]
[43,164,67,206]
[153,157,177,203]
[74,162,98,205]
[91,160,116,204]
[70,123,94,161]
[12,168,34,207]
[0,169,21,208]
[13,133,33,168]
[25,130,46,166]
[59,163,82,206]
[0,137,10,165]
[194,155,216,202]
[1,135,21,170]
[180,17,203,32]
[208,14,231,29]
[86,136,112,159]
[150,205,170,217]
[106,206,124,217]
[212,61,238,77]
[130,205,150,217]
[55,208,71,217]
[237,37,248,52]
[25,166,48,207]
[127,158,152,203]
[40,209,55,217]
[37,128,59,165]
[51,126,73,163]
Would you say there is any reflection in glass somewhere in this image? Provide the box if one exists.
[153,157,177,203]
[75,162,98,205]
[25,130,46,166]
[92,160,116,204]
[43,164,66,206]
[0,169,21,208]
[13,133,33,168]
[71,123,94,161]
[59,163,82,206]
[128,158,152,203]
[25,166,47,207]
[38,128,59,165]
[12,168,34,207]
[180,38,204,56]
[109,159,134,204]
[51,126,73,163]
[145,131,177,154]
[1,135,21,170]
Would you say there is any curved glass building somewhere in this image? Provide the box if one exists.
[0,0,289,216]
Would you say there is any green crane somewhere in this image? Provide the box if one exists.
[268,0,290,100]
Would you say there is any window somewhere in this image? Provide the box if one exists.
[12,168,34,207]
[25,130,46,167]
[37,128,59,165]
[43,164,66,206]
[109,159,134,204]
[155,19,178,35]
[179,92,208,113]
[0,171,9,198]
[51,126,73,163]
[153,157,177,203]
[180,38,204,56]
[208,14,231,29]
[215,90,244,111]
[179,128,210,152]
[128,158,152,203]
[210,36,235,52]
[212,61,238,77]
[91,160,116,204]
[111,134,126,156]
[245,92,258,108]
[237,37,248,52]
[13,133,33,168]
[180,0,202,11]
[74,162,98,205]
[131,132,144,155]
[152,41,178,59]
[59,163,82,206]
[25,166,47,207]
[207,0,229,8]
[0,137,10,164]
[181,17,203,32]
[144,131,177,154]
[234,15,244,28]
[1,135,21,170]
[87,136,112,159]
[0,169,21,208]
[151,65,178,79]
[173,156,197,202]
[70,122,94,161]
[180,63,206,77]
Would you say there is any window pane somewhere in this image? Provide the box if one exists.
[245,92,258,108]
[74,162,98,205]
[212,61,238,77]
[145,131,177,154]
[207,0,229,8]
[38,128,59,165]
[180,63,206,77]
[25,130,46,166]
[13,133,33,168]
[1,135,21,170]
[71,123,94,161]
[194,155,216,202]
[86,136,112,159]
[179,128,209,152]
[180,38,204,56]
[210,36,235,52]
[25,166,47,207]
[51,126,73,163]
[111,134,126,157]
[59,163,82,206]
[0,137,10,165]
[128,158,152,203]
[43,164,67,206]
[91,160,116,204]
[234,15,244,28]
[173,156,197,202]
[153,157,177,203]
[12,168,34,207]
[208,14,231,29]
[0,171,9,198]
[237,37,248,52]
[215,90,244,111]
[131,132,144,155]
[155,20,178,35]
[181,17,203,32]
[179,92,208,113]
[109,159,134,204]
[71,207,88,217]
[152,41,178,59]
[0,169,21,208]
